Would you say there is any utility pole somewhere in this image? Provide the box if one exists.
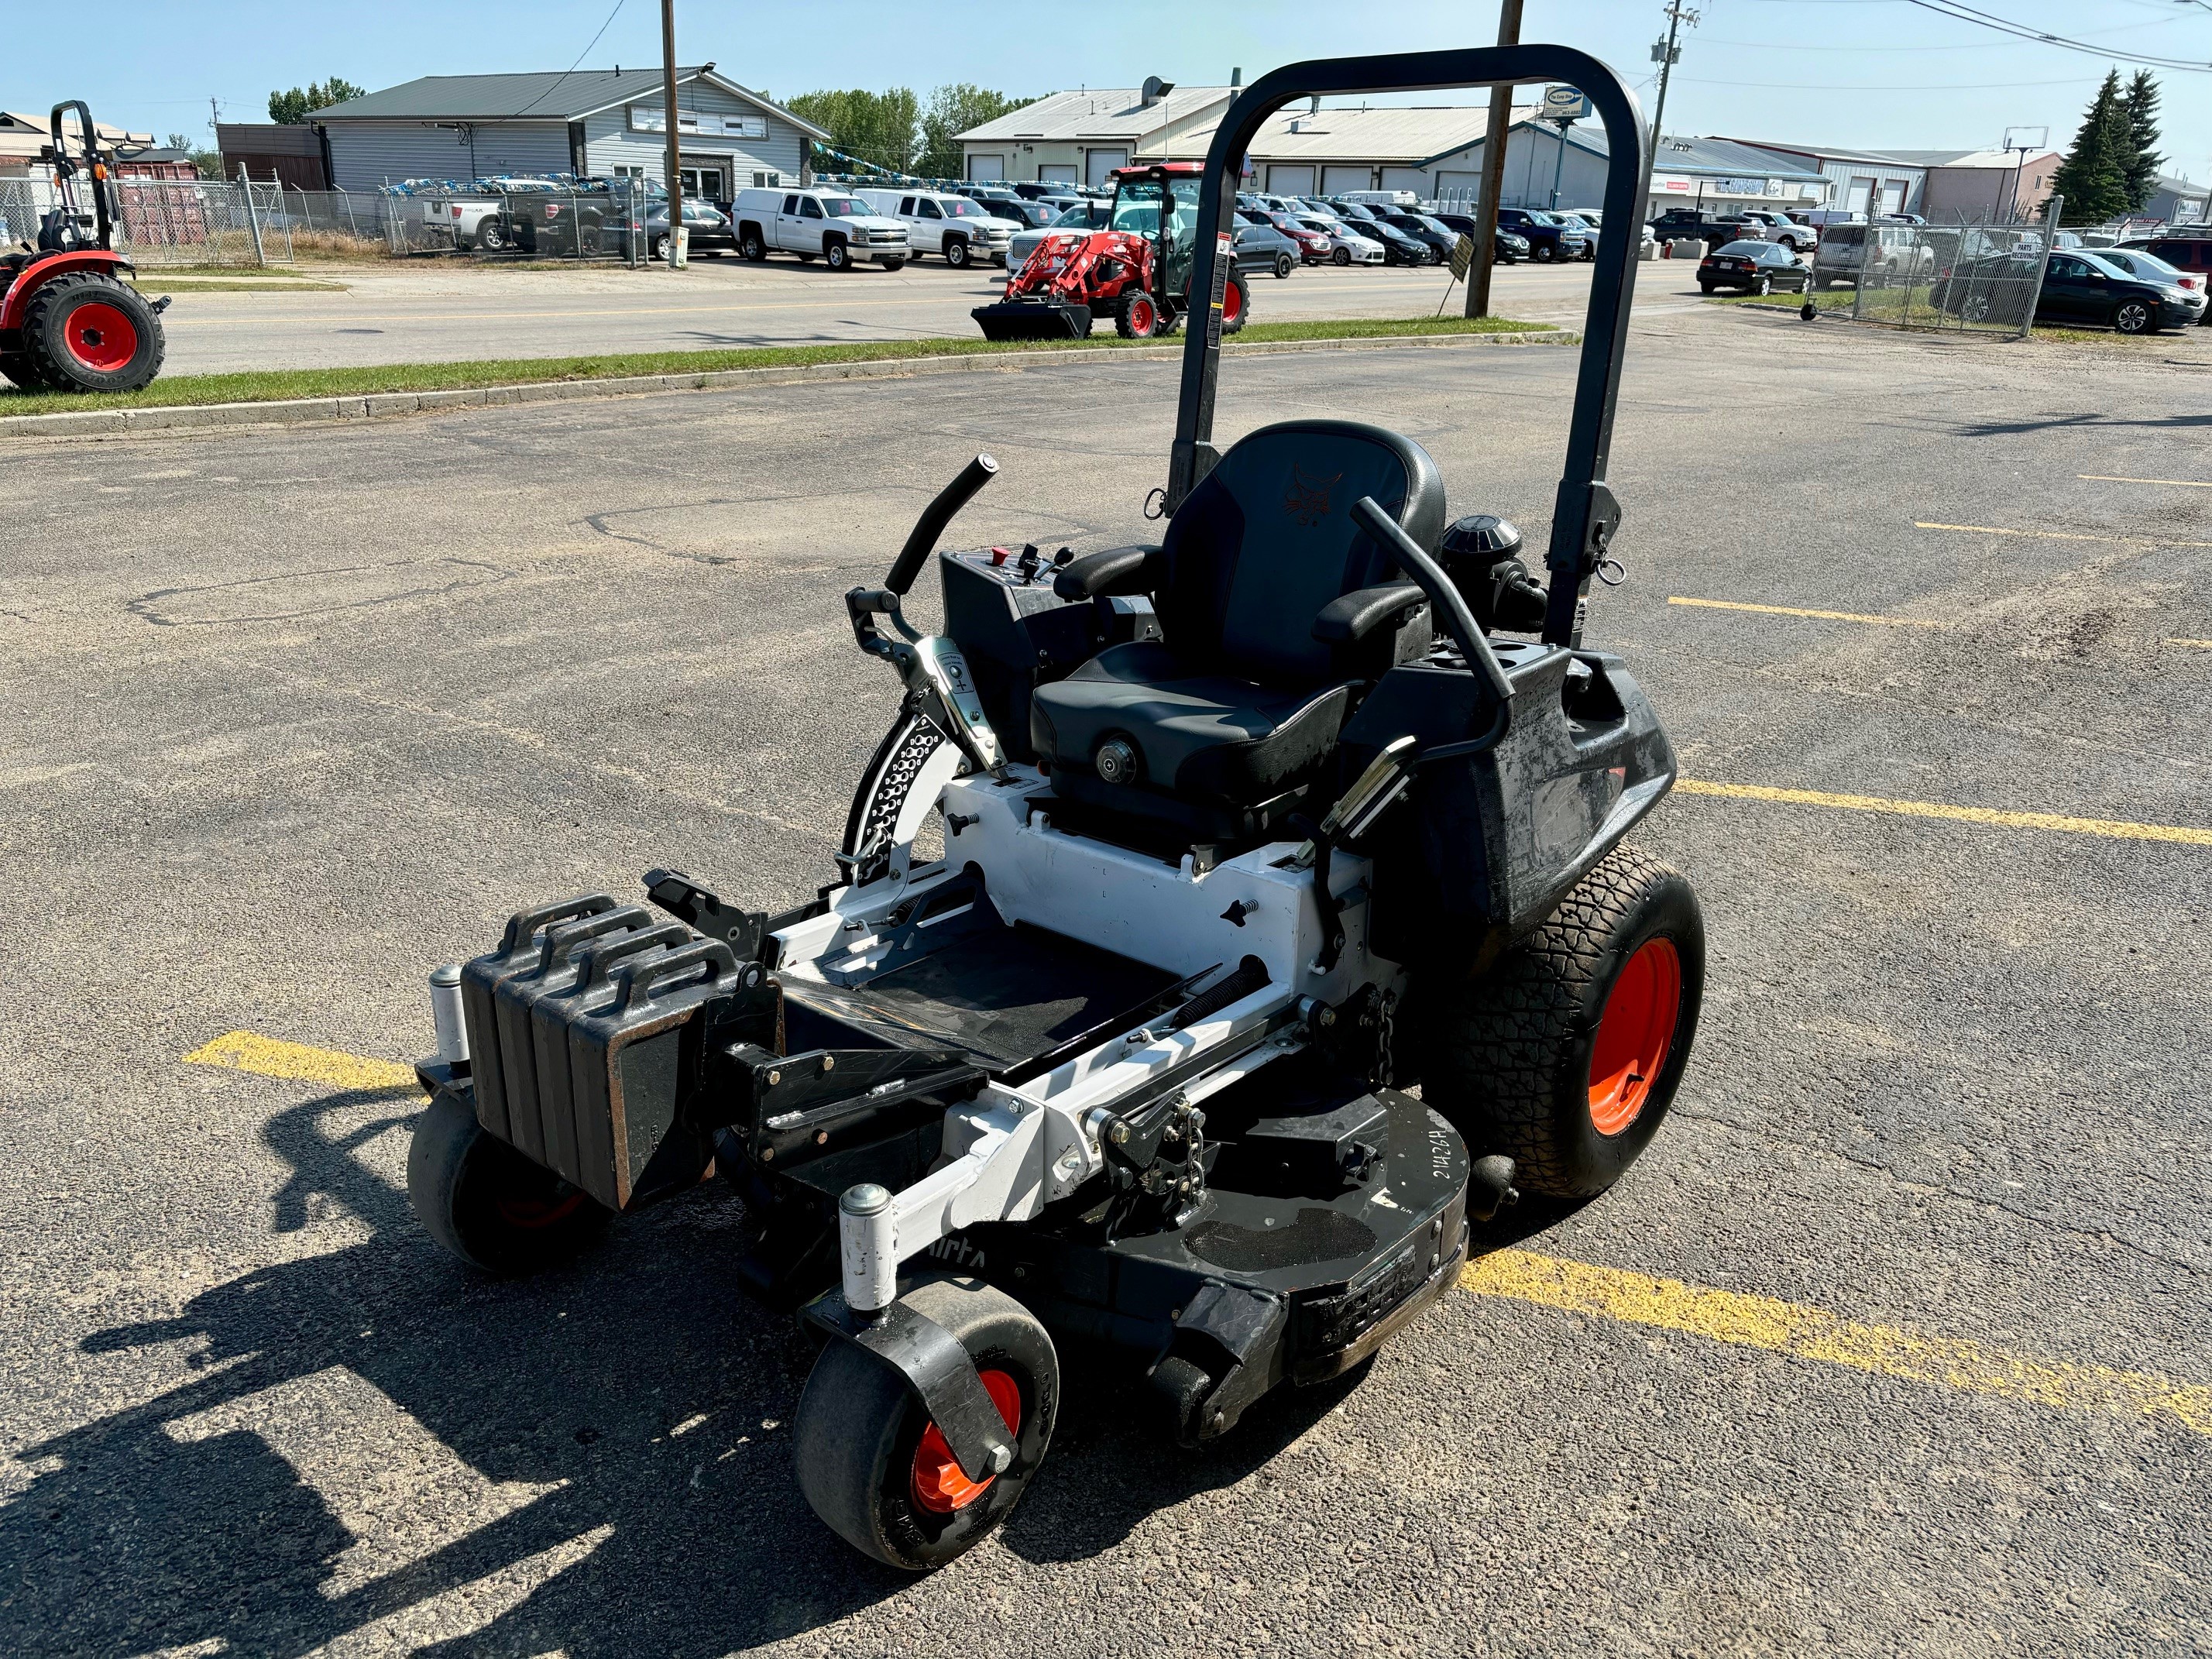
[1465,0,1523,319]
[1640,2,1698,225]
[661,0,685,266]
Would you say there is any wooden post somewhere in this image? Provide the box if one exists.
[1465,0,1523,319]
[661,0,684,267]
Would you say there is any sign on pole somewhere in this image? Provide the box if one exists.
[1449,232,1475,280]
[1541,85,1591,122]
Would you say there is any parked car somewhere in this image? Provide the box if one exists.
[1233,218,1302,279]
[1327,201,1434,264]
[1740,210,1816,252]
[728,187,909,270]
[1811,222,1934,289]
[2093,246,2203,302]
[854,189,1017,268]
[1697,239,1809,295]
[1429,211,1533,265]
[1649,208,1751,249]
[1297,213,1382,264]
[2127,235,2212,313]
[1495,208,1589,262]
[1930,249,2204,332]
[642,198,732,258]
[1551,210,1601,259]
[1005,200,1108,269]
[1379,211,1458,263]
[958,185,1054,229]
[1245,208,1333,264]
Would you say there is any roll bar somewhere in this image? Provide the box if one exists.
[1173,46,1647,648]
[48,101,116,250]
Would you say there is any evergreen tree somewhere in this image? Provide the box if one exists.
[2119,70,2163,213]
[2047,70,2128,225]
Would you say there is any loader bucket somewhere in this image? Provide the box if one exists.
[972,300,1092,342]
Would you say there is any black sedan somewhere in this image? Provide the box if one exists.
[1379,211,1460,263]
[1232,218,1303,279]
[1697,239,1808,294]
[1932,250,2206,334]
[1330,202,1437,265]
[1431,212,1531,264]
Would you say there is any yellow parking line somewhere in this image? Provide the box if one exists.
[2166,637,2212,650]
[2079,474,2212,489]
[185,1030,421,1093]
[1676,779,2212,846]
[1915,520,2212,550]
[180,1029,2211,1437]
[1667,596,1946,627]
[1463,1250,2210,1437]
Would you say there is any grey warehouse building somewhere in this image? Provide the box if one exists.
[310,67,827,199]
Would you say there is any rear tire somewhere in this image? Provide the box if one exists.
[794,1276,1058,1571]
[1274,252,1293,279]
[1420,844,1704,1200]
[1754,274,1773,296]
[407,1090,611,1275]
[21,273,165,394]
[476,216,506,252]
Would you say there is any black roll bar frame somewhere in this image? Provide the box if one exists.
[1170,46,1648,647]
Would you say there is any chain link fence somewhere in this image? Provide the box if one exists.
[1806,199,2063,338]
[2,176,652,268]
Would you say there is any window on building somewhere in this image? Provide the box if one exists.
[611,165,646,180]
[751,170,779,187]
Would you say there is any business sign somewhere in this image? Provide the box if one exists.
[628,107,768,139]
[1540,85,1591,122]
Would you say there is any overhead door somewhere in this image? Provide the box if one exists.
[1433,168,1481,205]
[1085,148,1130,187]
[1038,164,1076,184]
[1878,179,1908,215]
[1379,167,1424,196]
[1266,163,1315,195]
[1321,165,1372,194]
[967,154,1005,180]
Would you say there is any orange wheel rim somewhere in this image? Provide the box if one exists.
[910,1368,1021,1514]
[1222,281,1243,322]
[1587,937,1682,1136]
[66,301,137,370]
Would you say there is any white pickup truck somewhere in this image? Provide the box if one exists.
[854,189,1019,269]
[728,187,908,270]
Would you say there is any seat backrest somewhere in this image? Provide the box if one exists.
[1156,419,1445,685]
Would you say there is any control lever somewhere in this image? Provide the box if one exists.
[1294,737,1417,869]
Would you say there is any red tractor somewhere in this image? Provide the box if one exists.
[974,160,1251,342]
[1,103,168,394]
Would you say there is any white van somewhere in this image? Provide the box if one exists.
[727,187,908,270]
[1337,190,1418,208]
[854,189,1019,269]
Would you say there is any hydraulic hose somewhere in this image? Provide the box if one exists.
[886,453,999,595]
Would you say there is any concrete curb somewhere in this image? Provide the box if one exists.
[0,328,1578,441]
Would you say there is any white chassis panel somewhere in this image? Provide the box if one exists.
[772,761,1407,1313]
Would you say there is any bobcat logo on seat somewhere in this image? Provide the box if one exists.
[1284,464,1342,527]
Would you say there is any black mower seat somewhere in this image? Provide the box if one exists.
[1031,418,1445,839]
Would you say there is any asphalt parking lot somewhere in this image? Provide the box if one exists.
[2,304,2208,1656]
[144,254,1701,374]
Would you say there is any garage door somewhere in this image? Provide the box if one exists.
[1321,166,1372,194]
[1379,167,1425,196]
[968,154,1005,180]
[1038,164,1076,184]
[1266,163,1315,195]
[1086,148,1130,187]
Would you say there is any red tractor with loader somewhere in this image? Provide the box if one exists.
[974,160,1252,342]
[1,103,168,394]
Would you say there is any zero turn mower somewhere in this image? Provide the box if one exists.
[974,160,1252,342]
[0,103,167,394]
[407,43,1701,1572]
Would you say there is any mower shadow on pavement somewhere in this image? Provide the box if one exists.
[2,1088,931,1657]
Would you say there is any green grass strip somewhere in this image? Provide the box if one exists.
[0,314,1554,417]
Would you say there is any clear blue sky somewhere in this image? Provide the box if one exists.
[9,0,2209,181]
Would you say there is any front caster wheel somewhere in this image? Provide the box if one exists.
[794,1276,1058,1571]
[406,1089,610,1274]
[1420,843,1705,1200]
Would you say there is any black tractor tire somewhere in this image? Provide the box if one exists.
[1115,290,1160,338]
[1420,844,1705,1200]
[944,237,971,270]
[740,226,768,261]
[407,1089,611,1275]
[21,273,166,394]
[1332,245,1352,266]
[825,238,851,271]
[794,1276,1058,1571]
[476,215,506,252]
[1220,270,1251,335]
[1274,252,1293,280]
[2112,299,2156,335]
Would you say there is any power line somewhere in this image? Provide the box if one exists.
[508,0,631,118]
[1898,0,2212,70]
[1680,73,2101,88]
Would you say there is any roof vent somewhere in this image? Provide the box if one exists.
[1309,95,1321,115]
[1141,76,1175,108]
[1231,67,1242,88]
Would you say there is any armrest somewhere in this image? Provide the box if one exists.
[1312,582,1426,644]
[1053,544,1165,601]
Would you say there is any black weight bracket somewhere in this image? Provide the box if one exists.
[713,1040,984,1167]
[643,868,769,963]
